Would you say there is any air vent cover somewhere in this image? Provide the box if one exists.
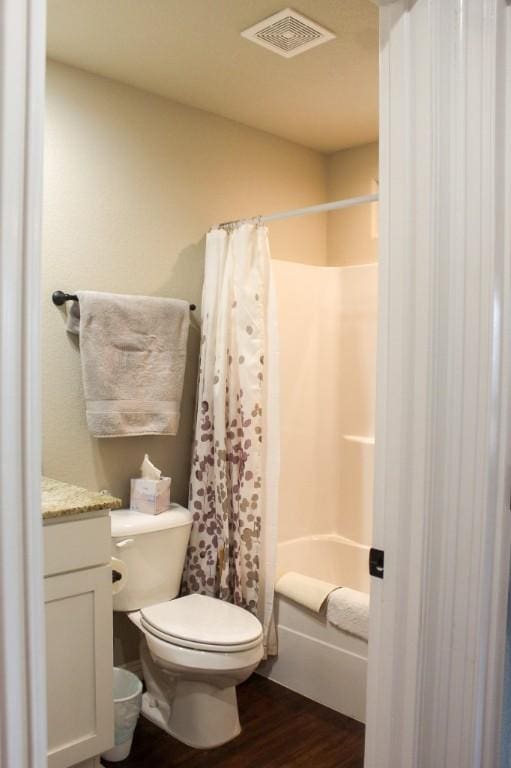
[241,8,336,59]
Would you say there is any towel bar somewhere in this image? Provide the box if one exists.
[52,290,196,311]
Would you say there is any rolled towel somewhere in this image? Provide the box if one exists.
[326,588,370,641]
[66,291,190,437]
[275,571,339,613]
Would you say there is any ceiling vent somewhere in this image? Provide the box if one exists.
[241,8,336,59]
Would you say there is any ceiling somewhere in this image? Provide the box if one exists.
[46,1,378,154]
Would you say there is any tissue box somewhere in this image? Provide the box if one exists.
[130,477,171,515]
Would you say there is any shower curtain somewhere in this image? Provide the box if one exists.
[182,222,279,655]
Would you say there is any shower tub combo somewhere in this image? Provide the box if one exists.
[258,260,377,723]
[259,534,370,723]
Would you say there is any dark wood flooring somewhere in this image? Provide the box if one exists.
[102,674,365,768]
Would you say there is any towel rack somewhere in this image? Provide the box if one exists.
[52,290,196,311]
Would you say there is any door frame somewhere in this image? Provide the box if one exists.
[0,1,47,767]
[1,1,510,767]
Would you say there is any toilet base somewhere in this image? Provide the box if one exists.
[141,683,242,749]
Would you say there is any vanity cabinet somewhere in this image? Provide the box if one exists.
[44,514,114,768]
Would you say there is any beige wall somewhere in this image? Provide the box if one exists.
[42,62,378,662]
[42,61,330,507]
[43,61,333,665]
[275,261,377,548]
[326,142,378,266]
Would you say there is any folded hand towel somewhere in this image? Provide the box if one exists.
[326,587,369,641]
[66,291,190,437]
[275,571,339,613]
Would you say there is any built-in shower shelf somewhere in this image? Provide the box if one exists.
[343,435,375,445]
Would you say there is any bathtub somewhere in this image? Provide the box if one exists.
[258,534,370,723]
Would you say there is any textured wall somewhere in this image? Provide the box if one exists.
[42,61,378,663]
[42,61,329,506]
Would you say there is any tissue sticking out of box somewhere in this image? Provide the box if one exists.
[130,454,171,515]
[141,453,162,480]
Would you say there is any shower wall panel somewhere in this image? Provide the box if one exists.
[274,261,377,547]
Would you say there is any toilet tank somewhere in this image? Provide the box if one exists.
[110,504,192,612]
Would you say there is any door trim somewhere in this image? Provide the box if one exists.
[0,1,47,766]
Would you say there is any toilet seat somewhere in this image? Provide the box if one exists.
[140,593,263,653]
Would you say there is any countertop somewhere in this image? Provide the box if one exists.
[42,476,122,521]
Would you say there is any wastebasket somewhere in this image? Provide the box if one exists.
[101,667,143,762]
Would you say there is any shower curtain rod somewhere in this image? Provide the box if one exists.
[218,192,379,228]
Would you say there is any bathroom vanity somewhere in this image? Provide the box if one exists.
[42,477,121,768]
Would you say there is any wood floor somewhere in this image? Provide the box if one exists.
[101,674,365,768]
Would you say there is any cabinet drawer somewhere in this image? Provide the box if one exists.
[44,515,111,576]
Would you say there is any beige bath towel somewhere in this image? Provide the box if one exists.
[66,291,190,437]
[275,571,339,613]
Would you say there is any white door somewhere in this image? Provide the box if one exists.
[365,1,511,767]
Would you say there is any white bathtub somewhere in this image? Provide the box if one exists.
[258,534,370,723]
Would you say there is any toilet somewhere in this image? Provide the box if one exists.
[110,505,264,749]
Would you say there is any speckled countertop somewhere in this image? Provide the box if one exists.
[42,476,122,521]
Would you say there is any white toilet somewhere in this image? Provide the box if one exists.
[110,505,264,749]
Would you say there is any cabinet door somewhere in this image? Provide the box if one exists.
[45,566,113,768]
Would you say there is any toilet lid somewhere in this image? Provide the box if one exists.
[140,594,263,653]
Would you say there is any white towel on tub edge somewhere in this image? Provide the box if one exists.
[326,587,370,641]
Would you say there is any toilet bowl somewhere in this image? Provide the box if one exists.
[129,594,263,748]
[110,508,264,749]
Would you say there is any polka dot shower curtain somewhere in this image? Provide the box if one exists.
[182,222,280,656]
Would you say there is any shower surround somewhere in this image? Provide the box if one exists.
[259,260,377,722]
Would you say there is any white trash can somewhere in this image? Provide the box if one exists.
[101,667,143,762]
